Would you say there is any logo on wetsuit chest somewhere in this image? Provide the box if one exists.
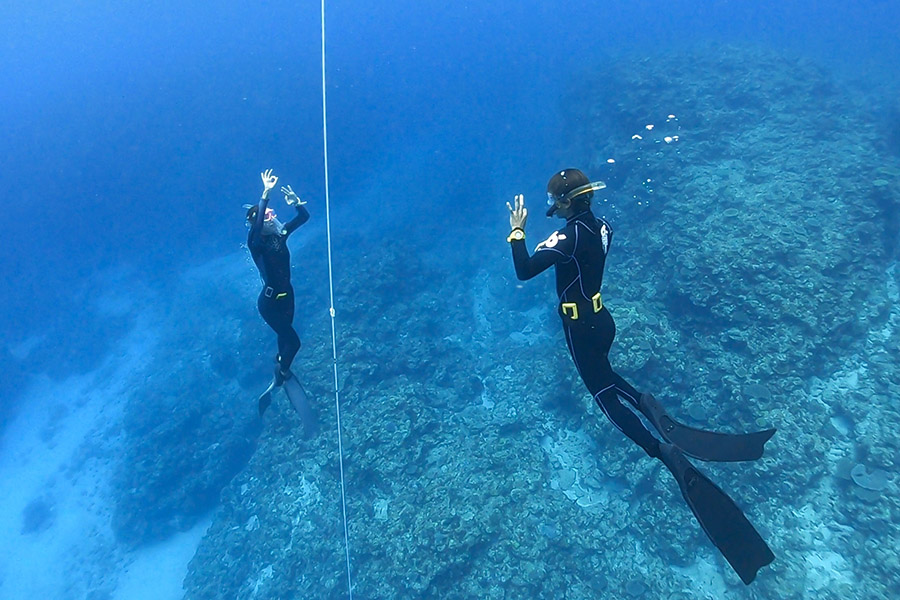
[536,231,566,251]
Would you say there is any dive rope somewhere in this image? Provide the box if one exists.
[321,0,353,597]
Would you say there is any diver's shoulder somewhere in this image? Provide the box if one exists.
[571,212,601,234]
[535,227,574,253]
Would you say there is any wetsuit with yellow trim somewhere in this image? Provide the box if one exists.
[248,196,310,375]
[510,209,662,458]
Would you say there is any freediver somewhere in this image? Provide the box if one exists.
[246,168,315,428]
[506,168,775,584]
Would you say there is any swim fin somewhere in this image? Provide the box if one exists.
[639,394,775,462]
[257,379,276,417]
[282,370,318,438]
[659,443,774,585]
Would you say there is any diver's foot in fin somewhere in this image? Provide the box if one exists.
[659,443,774,585]
[273,365,292,387]
[639,393,775,462]
[258,379,276,417]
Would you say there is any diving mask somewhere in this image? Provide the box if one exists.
[546,180,607,216]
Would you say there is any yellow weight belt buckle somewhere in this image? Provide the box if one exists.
[561,302,579,320]
[592,292,603,313]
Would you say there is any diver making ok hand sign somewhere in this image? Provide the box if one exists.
[245,169,316,434]
[507,168,776,585]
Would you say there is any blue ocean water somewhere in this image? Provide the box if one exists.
[1,1,899,598]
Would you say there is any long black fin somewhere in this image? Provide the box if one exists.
[660,443,775,585]
[640,393,775,462]
[258,379,276,417]
[283,370,318,438]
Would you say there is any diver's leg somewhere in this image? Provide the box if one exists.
[256,292,284,386]
[255,292,281,413]
[258,292,281,336]
[585,309,776,461]
[277,328,301,372]
[257,292,281,367]
[258,292,292,384]
[564,311,660,458]
[593,385,661,458]
[562,310,613,387]
[612,373,643,410]
[272,290,301,376]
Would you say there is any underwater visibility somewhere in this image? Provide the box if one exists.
[1,1,899,599]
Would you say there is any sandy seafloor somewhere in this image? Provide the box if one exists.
[0,303,213,599]
[2,45,900,599]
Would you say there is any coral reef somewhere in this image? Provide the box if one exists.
[109,270,273,547]
[179,45,900,599]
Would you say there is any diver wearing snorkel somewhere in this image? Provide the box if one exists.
[246,169,314,423]
[506,168,775,585]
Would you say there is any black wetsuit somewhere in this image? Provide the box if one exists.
[248,197,310,373]
[511,209,661,457]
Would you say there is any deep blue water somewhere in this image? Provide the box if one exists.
[3,0,898,349]
[2,1,900,597]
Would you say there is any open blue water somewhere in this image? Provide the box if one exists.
[1,1,899,598]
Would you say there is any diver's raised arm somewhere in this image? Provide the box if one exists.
[278,184,310,236]
[507,193,528,232]
[250,169,279,237]
[280,184,306,207]
[261,168,278,199]
[507,194,556,280]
